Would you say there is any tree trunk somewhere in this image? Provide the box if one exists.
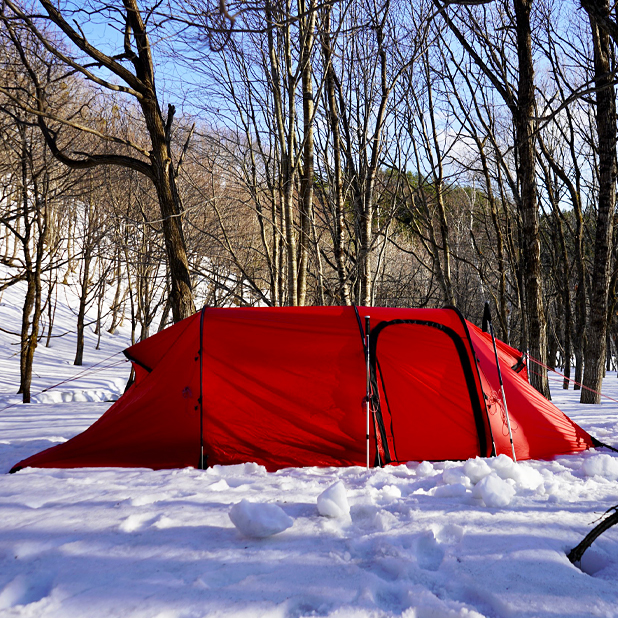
[74,252,91,366]
[108,250,124,334]
[17,132,35,402]
[425,50,456,307]
[142,99,195,321]
[45,270,57,348]
[321,7,351,305]
[581,0,617,404]
[359,7,391,306]
[297,1,316,306]
[25,193,48,396]
[514,0,550,398]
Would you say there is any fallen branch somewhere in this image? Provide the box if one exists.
[567,506,618,564]
[0,325,21,337]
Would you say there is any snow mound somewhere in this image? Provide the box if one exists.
[463,457,492,484]
[472,473,516,507]
[582,454,618,480]
[380,484,402,500]
[487,454,543,490]
[443,467,472,488]
[228,499,293,538]
[317,481,350,518]
[210,462,267,476]
[488,454,518,479]
[415,461,436,476]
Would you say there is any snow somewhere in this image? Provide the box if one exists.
[317,481,351,518]
[1,273,618,617]
[581,454,618,480]
[462,458,491,484]
[229,500,294,538]
[471,473,516,507]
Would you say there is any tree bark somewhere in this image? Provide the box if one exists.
[580,0,617,403]
[321,6,351,305]
[514,0,550,398]
[17,127,48,402]
[297,0,316,306]
[74,250,92,366]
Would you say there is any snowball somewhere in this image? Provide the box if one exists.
[241,462,267,475]
[485,455,543,490]
[416,461,435,477]
[317,481,350,518]
[463,457,492,484]
[472,473,515,507]
[228,500,293,538]
[442,467,471,488]
[582,454,618,480]
[380,484,402,500]
[488,454,518,480]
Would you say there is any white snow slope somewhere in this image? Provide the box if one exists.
[1,277,618,618]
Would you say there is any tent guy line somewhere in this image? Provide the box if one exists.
[527,356,618,405]
[0,354,129,416]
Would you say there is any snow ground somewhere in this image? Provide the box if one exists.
[1,276,618,617]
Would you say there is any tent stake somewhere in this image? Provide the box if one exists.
[485,303,516,462]
[365,316,370,470]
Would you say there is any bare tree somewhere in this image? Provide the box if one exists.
[579,0,617,403]
[434,0,550,397]
[0,0,196,322]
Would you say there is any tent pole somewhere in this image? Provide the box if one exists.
[199,307,206,470]
[485,303,516,462]
[365,316,370,470]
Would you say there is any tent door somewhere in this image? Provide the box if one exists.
[370,320,487,463]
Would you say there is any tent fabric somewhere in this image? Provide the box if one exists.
[10,306,593,473]
[467,323,591,460]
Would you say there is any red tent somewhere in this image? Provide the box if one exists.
[10,306,593,473]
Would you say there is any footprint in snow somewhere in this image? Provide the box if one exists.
[0,575,53,610]
[415,531,445,571]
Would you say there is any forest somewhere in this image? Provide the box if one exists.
[0,0,617,405]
